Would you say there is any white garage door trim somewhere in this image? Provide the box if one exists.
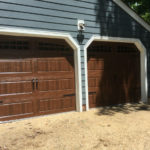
[0,26,83,112]
[84,35,148,111]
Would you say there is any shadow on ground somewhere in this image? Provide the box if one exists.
[97,102,150,116]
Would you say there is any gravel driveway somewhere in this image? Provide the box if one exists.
[0,103,150,150]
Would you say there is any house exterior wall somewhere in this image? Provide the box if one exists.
[0,0,149,105]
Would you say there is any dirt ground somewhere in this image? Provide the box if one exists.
[0,103,150,150]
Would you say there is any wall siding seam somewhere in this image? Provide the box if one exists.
[0,1,95,15]
[0,0,123,14]
[35,0,96,9]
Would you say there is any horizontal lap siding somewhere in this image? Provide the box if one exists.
[0,1,149,37]
[0,0,150,103]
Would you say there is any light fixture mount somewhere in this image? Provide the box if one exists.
[77,20,85,31]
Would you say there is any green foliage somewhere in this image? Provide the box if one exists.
[122,0,150,24]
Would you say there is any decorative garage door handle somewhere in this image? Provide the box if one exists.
[35,79,38,90]
[32,79,35,90]
[0,100,3,105]
[64,93,75,97]
[32,79,39,90]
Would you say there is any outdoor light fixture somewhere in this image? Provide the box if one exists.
[77,20,85,31]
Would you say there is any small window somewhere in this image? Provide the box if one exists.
[0,40,29,50]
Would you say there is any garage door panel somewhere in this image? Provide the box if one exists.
[88,59,112,70]
[88,42,141,108]
[88,87,99,93]
[0,36,76,121]
[36,73,75,80]
[35,39,76,116]
[0,38,32,59]
[89,77,103,88]
[88,75,112,87]
[38,79,57,92]
[37,89,75,99]
[39,97,75,113]
[37,59,73,72]
[89,93,108,107]
[0,100,34,120]
[0,60,33,74]
[89,87,114,107]
[88,70,104,78]
[88,78,97,87]
[0,80,33,96]
[0,95,34,119]
[38,78,75,92]
[88,59,104,70]
[89,95,96,107]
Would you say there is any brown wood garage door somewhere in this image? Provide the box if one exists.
[0,36,76,121]
[88,42,141,108]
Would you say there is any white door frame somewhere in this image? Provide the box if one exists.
[84,35,148,111]
[0,26,83,112]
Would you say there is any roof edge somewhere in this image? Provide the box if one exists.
[113,0,150,32]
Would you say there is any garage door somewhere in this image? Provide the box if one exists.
[0,36,76,121]
[88,42,141,108]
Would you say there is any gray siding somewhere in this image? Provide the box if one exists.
[0,0,150,104]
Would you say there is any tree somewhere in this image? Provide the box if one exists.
[122,0,150,24]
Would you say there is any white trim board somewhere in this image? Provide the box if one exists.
[84,35,148,111]
[113,0,150,32]
[0,26,83,112]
